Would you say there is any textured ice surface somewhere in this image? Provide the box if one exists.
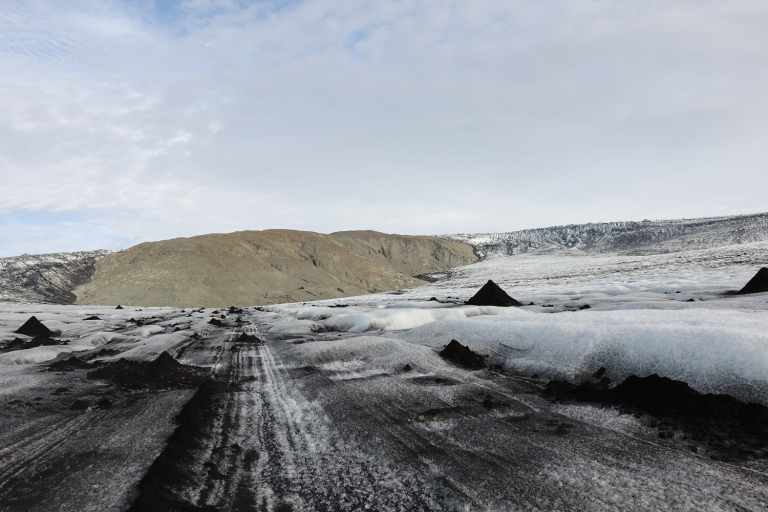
[266,302,768,403]
[284,302,522,333]
[263,241,768,404]
[0,305,194,365]
[399,310,768,403]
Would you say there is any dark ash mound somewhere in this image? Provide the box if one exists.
[465,280,522,307]
[737,267,768,294]
[87,351,207,390]
[83,348,121,360]
[439,340,487,370]
[128,379,224,512]
[208,318,224,327]
[47,356,95,372]
[545,373,768,461]
[70,400,90,411]
[234,333,263,344]
[14,316,55,337]
[1,335,67,353]
[96,398,113,409]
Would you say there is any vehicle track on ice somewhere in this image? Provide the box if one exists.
[153,322,455,512]
[0,390,193,512]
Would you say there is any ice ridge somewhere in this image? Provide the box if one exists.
[440,212,768,259]
[0,250,120,304]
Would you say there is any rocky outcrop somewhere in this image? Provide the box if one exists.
[738,267,768,295]
[73,230,477,307]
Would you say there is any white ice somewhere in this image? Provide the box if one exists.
[263,241,768,403]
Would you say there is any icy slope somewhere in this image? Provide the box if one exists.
[263,300,768,403]
[441,212,768,258]
[259,240,768,403]
[0,250,119,305]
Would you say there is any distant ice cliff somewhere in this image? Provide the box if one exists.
[0,250,119,304]
[440,213,768,259]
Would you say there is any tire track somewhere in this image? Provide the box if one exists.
[143,312,455,512]
[0,390,193,512]
[0,414,91,491]
[236,341,450,512]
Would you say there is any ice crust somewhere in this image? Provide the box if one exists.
[263,243,768,404]
[266,302,768,403]
[399,309,768,403]
[0,305,196,365]
[284,302,521,333]
[126,325,165,337]
[0,329,126,364]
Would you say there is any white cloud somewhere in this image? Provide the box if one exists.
[1,0,768,255]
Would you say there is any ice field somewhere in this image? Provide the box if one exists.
[1,241,768,510]
[266,242,768,400]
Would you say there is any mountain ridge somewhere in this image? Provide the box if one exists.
[0,250,120,304]
[72,229,477,307]
[440,212,768,259]
[3,212,768,306]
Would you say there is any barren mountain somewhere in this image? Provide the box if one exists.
[73,230,477,307]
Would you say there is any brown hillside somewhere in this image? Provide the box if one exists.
[73,230,477,307]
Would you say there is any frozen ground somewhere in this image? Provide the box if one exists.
[265,241,768,402]
[1,240,768,511]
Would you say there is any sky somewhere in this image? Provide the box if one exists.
[1,0,768,256]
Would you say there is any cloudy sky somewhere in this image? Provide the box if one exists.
[1,0,767,256]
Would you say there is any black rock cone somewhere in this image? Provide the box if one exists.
[152,351,183,371]
[737,267,768,295]
[466,280,522,307]
[14,316,55,337]
[235,333,263,344]
[439,340,487,370]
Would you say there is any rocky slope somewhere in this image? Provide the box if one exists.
[72,230,477,307]
[0,250,119,304]
[441,212,768,259]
